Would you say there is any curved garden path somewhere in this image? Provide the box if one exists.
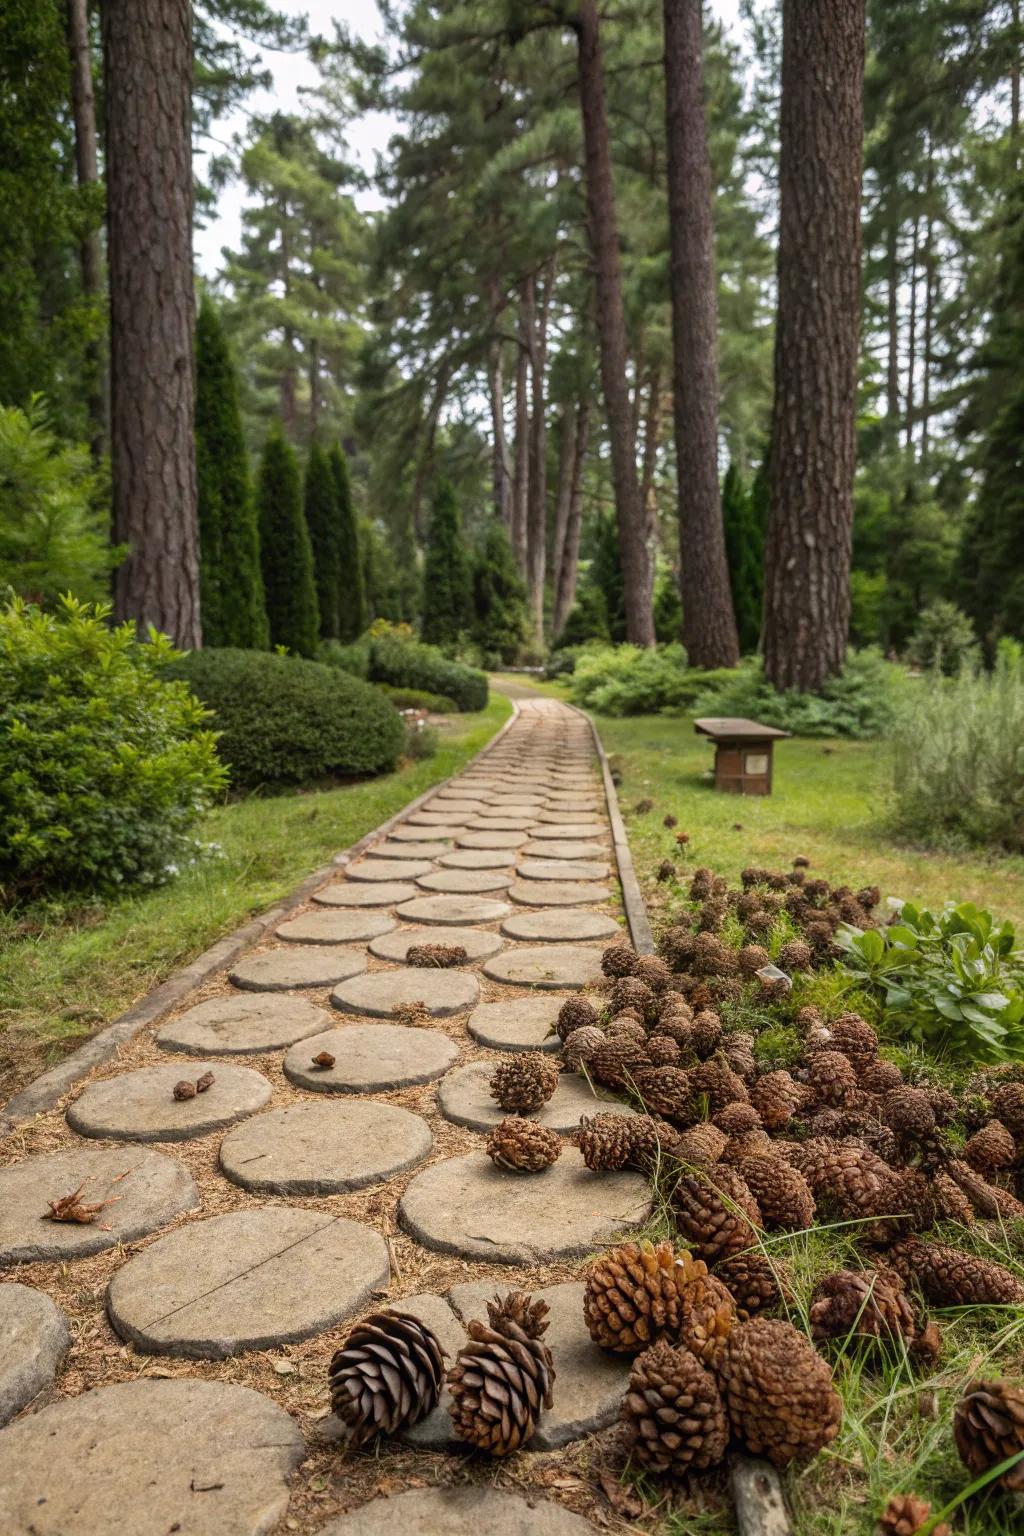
[0,695,655,1535]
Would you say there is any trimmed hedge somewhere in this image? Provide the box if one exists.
[169,648,404,791]
[368,631,487,712]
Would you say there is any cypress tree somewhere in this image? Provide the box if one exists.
[330,443,368,641]
[304,441,339,639]
[257,427,319,657]
[421,476,471,647]
[721,463,765,655]
[588,509,627,642]
[472,520,529,663]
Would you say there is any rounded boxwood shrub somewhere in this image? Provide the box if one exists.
[0,597,227,897]
[368,625,487,712]
[169,648,404,790]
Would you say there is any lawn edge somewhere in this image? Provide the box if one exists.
[0,699,521,1136]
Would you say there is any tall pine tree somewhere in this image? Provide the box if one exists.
[257,427,318,657]
[304,440,339,639]
[331,443,367,641]
[195,298,268,649]
[421,477,470,648]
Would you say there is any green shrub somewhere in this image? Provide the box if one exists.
[377,684,459,713]
[890,648,1024,848]
[907,598,979,676]
[168,648,404,791]
[319,636,371,678]
[554,585,610,649]
[403,722,440,760]
[569,644,711,716]
[421,477,471,647]
[257,427,318,658]
[544,646,583,679]
[368,624,487,712]
[691,649,905,739]
[0,597,226,896]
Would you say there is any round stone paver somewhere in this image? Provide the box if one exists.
[509,880,611,907]
[467,996,561,1051]
[386,822,458,842]
[415,868,512,894]
[467,815,537,831]
[482,943,605,989]
[520,839,608,860]
[405,811,471,828]
[516,858,611,882]
[319,1487,599,1535]
[313,881,418,907]
[396,894,512,926]
[0,1147,199,1265]
[368,924,503,963]
[68,1063,272,1143]
[438,1061,636,1134]
[107,1207,389,1358]
[366,839,449,860]
[399,1149,650,1264]
[421,799,484,815]
[278,907,396,943]
[220,1101,432,1195]
[284,1025,459,1093]
[0,1284,70,1426]
[345,858,435,882]
[229,945,367,992]
[455,829,524,849]
[332,966,478,1018]
[501,908,621,942]
[436,847,513,869]
[0,1379,304,1535]
[157,992,333,1054]
[530,820,606,837]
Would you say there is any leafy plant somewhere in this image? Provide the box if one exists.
[907,598,979,675]
[367,623,487,712]
[569,643,723,716]
[691,649,907,739]
[836,900,1024,1062]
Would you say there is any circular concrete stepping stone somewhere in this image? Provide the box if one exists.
[345,858,435,882]
[467,815,537,831]
[510,880,611,907]
[284,1025,459,1093]
[415,868,511,894]
[386,822,457,842]
[517,858,611,882]
[158,992,333,1054]
[320,1487,598,1536]
[502,907,622,942]
[368,924,503,963]
[108,1207,389,1358]
[366,839,448,860]
[396,893,512,926]
[483,943,604,989]
[467,996,561,1051]
[68,1062,272,1143]
[436,847,513,869]
[455,829,524,849]
[545,795,601,807]
[399,1148,650,1264]
[332,966,478,1017]
[438,1060,635,1134]
[313,881,417,907]
[533,817,606,834]
[279,908,396,944]
[220,1101,431,1195]
[0,1147,198,1265]
[406,811,471,828]
[0,1379,304,1535]
[0,1284,70,1426]
[521,839,608,860]
[421,799,484,815]
[229,945,366,992]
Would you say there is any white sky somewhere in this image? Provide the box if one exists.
[194,0,743,277]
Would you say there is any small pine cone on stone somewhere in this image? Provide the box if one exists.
[645,1034,682,1067]
[672,1165,763,1262]
[329,1310,445,1444]
[964,1119,1016,1173]
[633,1065,693,1122]
[806,1049,859,1107]
[749,1070,804,1129]
[583,1238,707,1353]
[555,995,599,1042]
[406,943,467,968]
[490,1053,559,1114]
[447,1292,555,1456]
[718,1317,842,1466]
[562,1024,606,1071]
[809,1267,918,1354]
[621,1340,729,1474]
[601,942,639,979]
[989,1081,1024,1138]
[486,1117,561,1173]
[738,1155,815,1230]
[715,1250,793,1319]
[590,1035,649,1091]
[674,1122,728,1165]
[953,1378,1024,1491]
[886,1238,1024,1306]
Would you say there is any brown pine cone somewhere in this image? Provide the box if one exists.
[690,1056,749,1112]
[827,1011,880,1065]
[486,1117,561,1173]
[329,1310,445,1444]
[964,1119,1016,1173]
[646,1034,682,1067]
[715,1250,793,1319]
[778,939,813,972]
[691,1009,724,1056]
[605,1015,648,1044]
[947,1158,1024,1221]
[583,1239,707,1353]
[718,1317,842,1466]
[880,1086,935,1137]
[490,1053,559,1113]
[720,1129,774,1164]
[406,943,467,967]
[886,1238,1024,1306]
[989,1081,1024,1138]
[562,1024,606,1071]
[632,1065,692,1122]
[573,1112,641,1171]
[590,1035,649,1091]
[714,1101,763,1135]
[635,955,673,993]
[878,1493,949,1536]
[738,943,771,977]
[809,1268,918,1352]
[672,1165,763,1262]
[555,996,600,1042]
[861,1059,905,1095]
[610,975,657,1023]
[601,942,639,978]
[737,1155,816,1230]
[447,1292,555,1456]
[749,1070,804,1129]
[678,1269,737,1366]
[953,1378,1024,1490]
[621,1339,729,1474]
[806,1049,859,1107]
[674,1122,728,1164]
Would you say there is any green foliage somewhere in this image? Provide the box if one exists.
[471,520,529,664]
[0,398,117,604]
[569,644,722,717]
[195,299,267,649]
[361,517,410,624]
[554,586,611,649]
[403,721,440,760]
[367,624,488,712]
[586,511,626,643]
[837,900,1024,1063]
[421,477,471,648]
[692,650,906,739]
[304,440,340,640]
[331,445,367,642]
[907,598,979,675]
[257,427,318,658]
[652,567,683,644]
[721,462,765,654]
[0,598,226,897]
[168,647,404,791]
[890,647,1024,848]
[318,635,371,678]
[377,684,459,713]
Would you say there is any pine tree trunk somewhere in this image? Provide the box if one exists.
[487,280,512,526]
[551,401,578,591]
[511,281,531,574]
[103,0,200,647]
[526,260,554,645]
[663,0,740,667]
[904,212,920,457]
[762,0,865,694]
[574,0,654,646]
[554,398,591,636]
[886,219,900,423]
[67,0,106,460]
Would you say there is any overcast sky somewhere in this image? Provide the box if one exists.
[194,0,744,276]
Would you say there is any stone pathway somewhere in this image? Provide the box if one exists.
[0,696,645,1534]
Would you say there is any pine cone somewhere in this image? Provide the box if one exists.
[601,942,639,978]
[610,975,657,1023]
[989,1081,1024,1138]
[690,1056,748,1112]
[778,939,813,972]
[672,1165,763,1262]
[717,1317,842,1466]
[447,1292,555,1455]
[555,996,599,1042]
[738,943,771,976]
[661,926,697,970]
[827,1012,880,1065]
[750,1071,804,1129]
[658,1014,696,1050]
[880,1086,935,1137]
[720,1129,774,1163]
[953,1379,1024,1490]
[590,1034,649,1090]
[329,1310,445,1444]
[878,1494,949,1536]
[948,1158,1024,1221]
[714,1101,763,1135]
[621,1340,729,1473]
[490,1053,559,1113]
[691,1009,724,1056]
[715,1250,792,1319]
[886,1239,1024,1306]
[806,1050,859,1107]
[677,1269,737,1367]
[861,1059,904,1095]
[562,1024,606,1071]
[964,1119,1016,1173]
[646,1034,682,1067]
[809,1268,918,1353]
[583,1239,709,1353]
[573,1112,641,1171]
[633,1065,692,1122]
[634,954,673,993]
[406,943,467,967]
[605,1015,647,1044]
[675,1123,728,1165]
[723,1038,757,1082]
[737,1155,815,1230]
[486,1117,561,1172]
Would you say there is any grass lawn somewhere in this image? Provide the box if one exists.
[0,692,512,1098]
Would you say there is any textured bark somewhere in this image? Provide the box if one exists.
[67,0,107,457]
[551,401,578,591]
[574,0,654,646]
[553,397,591,636]
[487,279,512,527]
[762,0,865,694]
[511,281,531,574]
[904,212,920,456]
[104,0,200,647]
[663,0,740,667]
[525,260,554,644]
[886,220,900,422]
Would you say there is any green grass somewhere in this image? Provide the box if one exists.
[0,693,512,1097]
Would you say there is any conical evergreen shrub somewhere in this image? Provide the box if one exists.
[722,463,765,655]
[331,444,367,641]
[304,441,339,639]
[258,427,318,657]
[421,477,471,647]
[472,520,528,663]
